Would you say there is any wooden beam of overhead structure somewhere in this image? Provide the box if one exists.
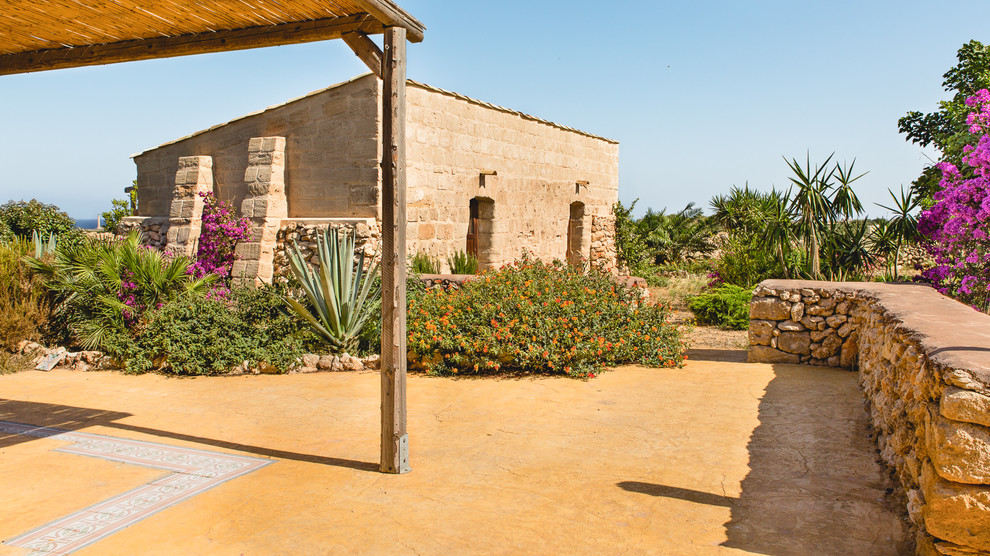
[380,25,410,475]
[0,14,384,76]
[359,0,425,43]
[342,32,383,79]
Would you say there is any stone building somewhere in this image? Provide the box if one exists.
[124,73,619,283]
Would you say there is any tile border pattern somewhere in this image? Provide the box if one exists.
[0,420,272,555]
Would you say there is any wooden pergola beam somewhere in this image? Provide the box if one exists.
[360,0,425,43]
[0,14,384,76]
[342,32,383,79]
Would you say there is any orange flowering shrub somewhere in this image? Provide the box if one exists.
[407,258,685,377]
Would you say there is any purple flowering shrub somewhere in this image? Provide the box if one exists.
[188,192,251,281]
[919,89,990,310]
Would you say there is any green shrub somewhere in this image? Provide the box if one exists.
[0,199,81,244]
[0,220,12,243]
[100,198,131,234]
[26,231,214,350]
[0,239,50,350]
[107,285,309,375]
[715,235,783,287]
[409,251,440,274]
[446,250,479,274]
[407,258,685,377]
[687,283,752,330]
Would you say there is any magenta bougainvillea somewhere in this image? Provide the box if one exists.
[919,89,990,311]
[187,192,251,281]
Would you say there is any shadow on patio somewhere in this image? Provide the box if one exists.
[0,398,377,472]
[616,363,912,555]
[720,364,911,554]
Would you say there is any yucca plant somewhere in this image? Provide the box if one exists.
[284,227,381,352]
[876,186,920,280]
[26,230,214,349]
[447,250,479,274]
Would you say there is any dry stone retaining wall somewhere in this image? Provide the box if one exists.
[749,280,990,555]
[116,217,168,250]
[272,218,380,280]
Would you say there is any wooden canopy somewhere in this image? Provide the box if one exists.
[0,0,424,75]
[1,0,419,475]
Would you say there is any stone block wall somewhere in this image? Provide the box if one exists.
[233,137,288,285]
[133,75,379,219]
[749,280,990,554]
[165,156,213,257]
[404,82,619,272]
[132,73,621,280]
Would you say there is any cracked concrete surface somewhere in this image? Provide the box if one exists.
[0,361,909,555]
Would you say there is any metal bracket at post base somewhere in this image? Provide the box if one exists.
[380,434,411,474]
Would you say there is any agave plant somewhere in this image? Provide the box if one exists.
[30,230,57,258]
[284,227,381,352]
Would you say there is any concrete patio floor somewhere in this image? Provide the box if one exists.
[0,360,910,555]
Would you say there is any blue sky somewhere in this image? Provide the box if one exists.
[1,1,988,219]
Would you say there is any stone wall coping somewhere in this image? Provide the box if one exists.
[120,216,166,223]
[280,218,377,226]
[419,274,476,283]
[757,280,990,390]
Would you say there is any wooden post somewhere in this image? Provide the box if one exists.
[380,26,410,474]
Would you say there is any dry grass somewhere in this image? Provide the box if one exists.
[0,351,33,374]
[0,239,50,350]
[649,273,709,311]
[648,274,749,355]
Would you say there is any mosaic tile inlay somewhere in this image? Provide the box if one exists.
[0,420,272,555]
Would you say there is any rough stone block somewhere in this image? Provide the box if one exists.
[806,304,835,317]
[927,411,990,484]
[826,314,848,328]
[921,462,990,551]
[236,242,263,260]
[944,369,990,395]
[942,387,990,428]
[811,331,842,360]
[748,345,801,364]
[790,301,805,321]
[749,320,775,346]
[750,297,790,320]
[777,331,811,355]
[778,320,805,332]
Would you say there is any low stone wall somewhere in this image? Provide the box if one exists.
[749,280,990,554]
[272,218,380,281]
[590,214,617,273]
[116,216,168,250]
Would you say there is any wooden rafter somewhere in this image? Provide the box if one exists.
[342,32,383,78]
[0,0,423,75]
[0,15,386,76]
